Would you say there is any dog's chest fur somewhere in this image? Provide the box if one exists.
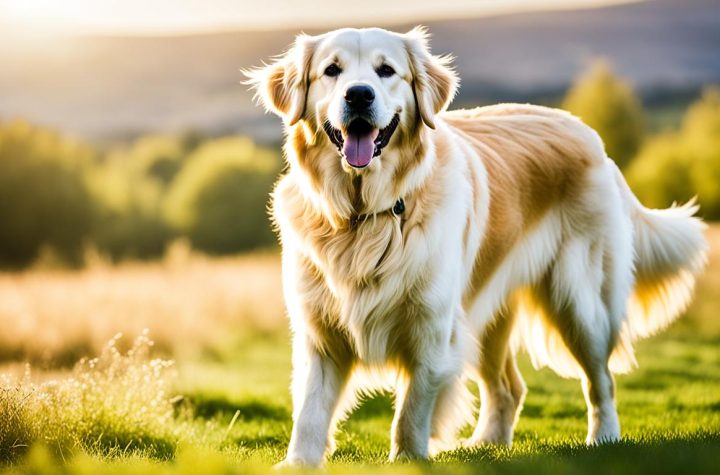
[274,177,442,362]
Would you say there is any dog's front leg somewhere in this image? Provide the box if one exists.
[390,363,449,461]
[279,334,351,467]
[390,338,458,462]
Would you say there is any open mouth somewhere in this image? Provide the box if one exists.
[323,114,400,168]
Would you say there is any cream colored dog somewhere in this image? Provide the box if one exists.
[244,27,707,467]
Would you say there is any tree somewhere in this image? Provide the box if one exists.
[627,87,720,218]
[84,136,181,260]
[0,121,95,267]
[563,61,645,168]
[163,137,281,254]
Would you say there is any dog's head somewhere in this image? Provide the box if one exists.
[244,27,457,171]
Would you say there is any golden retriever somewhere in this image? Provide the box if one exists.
[244,26,707,467]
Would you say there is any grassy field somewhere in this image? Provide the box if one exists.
[1,229,720,474]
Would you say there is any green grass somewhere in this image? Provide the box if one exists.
[3,325,719,474]
[3,231,720,475]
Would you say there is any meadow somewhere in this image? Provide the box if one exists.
[1,226,719,475]
[1,0,718,472]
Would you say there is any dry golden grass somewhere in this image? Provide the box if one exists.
[0,332,189,463]
[1,226,719,368]
[0,243,284,366]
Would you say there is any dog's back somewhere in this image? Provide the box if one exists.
[442,104,706,376]
[441,104,607,300]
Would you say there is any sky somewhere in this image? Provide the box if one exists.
[0,0,640,35]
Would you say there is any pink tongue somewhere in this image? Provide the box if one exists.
[343,129,379,168]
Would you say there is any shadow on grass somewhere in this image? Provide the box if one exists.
[635,367,720,383]
[519,402,585,419]
[233,433,287,449]
[190,391,396,422]
[434,432,720,474]
[188,394,290,421]
[83,431,178,461]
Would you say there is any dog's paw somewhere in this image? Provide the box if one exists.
[389,450,410,463]
[273,457,322,470]
[273,459,300,470]
[428,437,452,457]
[585,431,621,446]
[465,428,513,447]
[389,448,428,463]
[586,413,621,445]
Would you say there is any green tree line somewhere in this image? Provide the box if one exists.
[0,123,282,267]
[0,60,718,268]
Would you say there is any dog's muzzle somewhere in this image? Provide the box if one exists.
[323,114,400,168]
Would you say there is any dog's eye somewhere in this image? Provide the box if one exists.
[376,64,395,78]
[324,64,342,77]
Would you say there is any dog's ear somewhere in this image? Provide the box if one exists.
[243,34,316,126]
[404,26,458,129]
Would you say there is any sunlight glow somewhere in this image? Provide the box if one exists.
[0,0,642,35]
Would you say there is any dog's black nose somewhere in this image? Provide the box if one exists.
[345,84,375,110]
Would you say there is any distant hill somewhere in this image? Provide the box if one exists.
[0,0,718,142]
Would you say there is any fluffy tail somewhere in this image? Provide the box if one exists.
[612,162,709,339]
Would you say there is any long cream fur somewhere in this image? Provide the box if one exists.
[244,27,708,467]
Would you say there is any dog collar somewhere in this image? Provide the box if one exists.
[350,198,405,228]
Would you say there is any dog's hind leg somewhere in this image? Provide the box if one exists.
[540,236,624,444]
[467,308,527,446]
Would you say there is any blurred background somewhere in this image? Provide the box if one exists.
[1,0,719,268]
[0,0,719,362]
[1,1,720,467]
